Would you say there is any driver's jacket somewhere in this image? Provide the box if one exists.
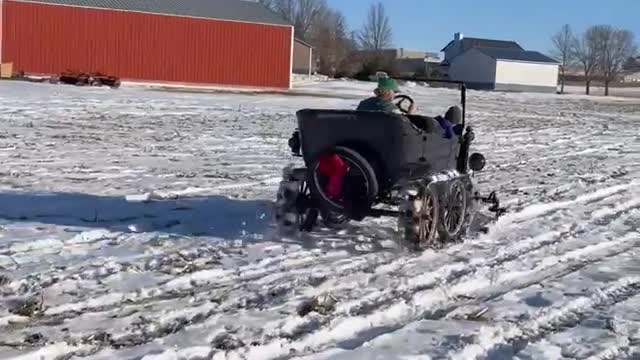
[356,97,400,113]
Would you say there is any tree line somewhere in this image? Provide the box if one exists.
[259,0,393,78]
[552,24,637,96]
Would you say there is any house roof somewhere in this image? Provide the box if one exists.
[475,47,559,64]
[10,0,291,26]
[441,37,523,52]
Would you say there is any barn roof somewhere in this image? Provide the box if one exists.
[475,47,559,64]
[11,0,291,26]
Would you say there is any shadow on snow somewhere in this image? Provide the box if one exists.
[0,191,403,253]
[0,191,273,241]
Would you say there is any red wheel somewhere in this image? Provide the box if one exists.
[307,146,379,218]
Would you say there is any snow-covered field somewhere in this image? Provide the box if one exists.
[0,79,639,360]
[563,85,640,98]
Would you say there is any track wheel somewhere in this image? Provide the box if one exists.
[439,180,467,243]
[274,170,318,236]
[398,184,440,250]
[320,210,350,228]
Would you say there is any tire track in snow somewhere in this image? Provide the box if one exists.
[450,277,640,360]
[6,245,422,350]
[6,186,640,352]
[584,332,640,360]
[0,249,352,328]
[8,184,627,354]
[30,236,456,347]
[487,182,637,234]
[591,195,640,224]
[6,212,410,297]
[0,250,406,353]
[219,228,640,359]
[232,185,636,345]
[7,245,308,291]
[607,347,640,360]
[335,227,574,319]
[498,147,604,167]
[513,254,640,360]
[5,241,226,294]
[0,248,402,335]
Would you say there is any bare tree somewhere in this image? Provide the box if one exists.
[297,0,328,36]
[551,24,574,94]
[260,0,327,39]
[572,26,600,95]
[358,2,393,50]
[261,0,358,77]
[311,9,355,76]
[593,25,636,96]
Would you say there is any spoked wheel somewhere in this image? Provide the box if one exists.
[275,169,319,236]
[399,184,440,250]
[439,180,468,242]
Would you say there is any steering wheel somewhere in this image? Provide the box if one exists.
[393,94,414,114]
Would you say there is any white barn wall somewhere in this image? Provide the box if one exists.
[495,60,559,92]
[448,49,496,89]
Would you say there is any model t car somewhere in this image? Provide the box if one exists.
[274,79,504,250]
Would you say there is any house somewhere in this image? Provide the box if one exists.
[1,0,294,89]
[293,38,314,76]
[623,72,640,82]
[442,33,560,93]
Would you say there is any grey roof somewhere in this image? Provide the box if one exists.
[12,0,291,26]
[441,37,523,52]
[475,47,560,64]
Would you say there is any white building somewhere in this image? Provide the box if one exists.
[623,72,640,82]
[441,33,560,93]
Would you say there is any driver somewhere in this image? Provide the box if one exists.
[357,77,416,114]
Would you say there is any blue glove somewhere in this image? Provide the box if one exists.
[435,116,454,139]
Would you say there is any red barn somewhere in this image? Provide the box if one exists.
[0,0,294,89]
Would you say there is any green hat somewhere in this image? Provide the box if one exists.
[377,77,399,91]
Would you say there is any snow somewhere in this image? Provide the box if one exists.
[0,79,639,360]
[563,84,640,98]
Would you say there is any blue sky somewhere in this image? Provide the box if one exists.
[326,0,640,55]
